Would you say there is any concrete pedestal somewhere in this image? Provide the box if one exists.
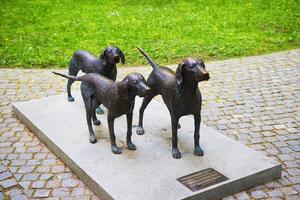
[13,93,281,200]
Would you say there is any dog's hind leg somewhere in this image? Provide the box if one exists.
[81,83,97,143]
[177,123,181,129]
[91,99,101,126]
[136,93,156,135]
[96,106,104,115]
[67,57,80,102]
[83,96,97,144]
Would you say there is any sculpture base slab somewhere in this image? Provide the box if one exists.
[13,93,281,200]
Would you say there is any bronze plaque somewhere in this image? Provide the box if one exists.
[177,168,229,192]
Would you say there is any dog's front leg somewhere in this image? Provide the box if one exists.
[194,114,204,156]
[136,93,155,135]
[126,112,136,150]
[107,114,121,154]
[171,116,181,159]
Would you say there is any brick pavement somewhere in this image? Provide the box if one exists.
[0,49,299,199]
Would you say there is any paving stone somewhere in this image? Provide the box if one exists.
[286,195,300,200]
[235,191,250,200]
[18,166,35,174]
[34,153,47,159]
[0,165,6,173]
[22,173,39,181]
[91,195,101,200]
[56,172,72,180]
[11,160,26,166]
[291,146,300,152]
[288,176,300,184]
[268,189,284,197]
[251,190,268,199]
[0,178,18,188]
[42,159,57,166]
[70,188,85,196]
[6,154,19,160]
[278,154,294,161]
[280,186,299,196]
[280,147,293,154]
[51,165,65,173]
[11,194,29,200]
[293,185,300,193]
[61,178,78,187]
[287,169,300,176]
[40,173,53,180]
[13,174,23,181]
[31,180,45,189]
[0,171,12,180]
[26,159,40,166]
[279,177,293,186]
[52,188,70,197]
[18,153,32,160]
[6,188,23,197]
[0,192,4,200]
[36,166,51,173]
[33,189,50,198]
[46,179,61,188]
[18,181,31,190]
[222,196,235,200]
[85,188,94,195]
[23,189,33,198]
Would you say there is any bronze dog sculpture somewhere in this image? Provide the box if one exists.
[53,71,150,154]
[136,47,210,159]
[67,46,125,114]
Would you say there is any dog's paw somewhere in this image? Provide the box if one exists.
[68,96,75,102]
[172,148,182,159]
[89,135,97,144]
[93,119,101,126]
[177,123,181,129]
[127,141,137,150]
[111,145,122,154]
[96,107,104,115]
[136,127,145,135]
[194,146,204,156]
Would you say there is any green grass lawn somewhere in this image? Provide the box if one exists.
[0,0,299,68]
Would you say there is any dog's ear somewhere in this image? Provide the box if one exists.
[175,62,184,86]
[197,59,205,68]
[123,77,131,93]
[100,49,107,62]
[117,47,126,64]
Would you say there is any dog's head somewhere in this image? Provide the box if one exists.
[125,73,151,97]
[100,46,125,65]
[175,58,210,85]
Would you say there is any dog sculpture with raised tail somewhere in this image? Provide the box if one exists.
[53,71,150,155]
[136,47,210,159]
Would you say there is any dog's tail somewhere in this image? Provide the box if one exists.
[52,71,82,81]
[137,46,158,70]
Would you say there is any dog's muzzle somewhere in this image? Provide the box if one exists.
[113,56,120,63]
[203,73,210,81]
[138,82,151,97]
